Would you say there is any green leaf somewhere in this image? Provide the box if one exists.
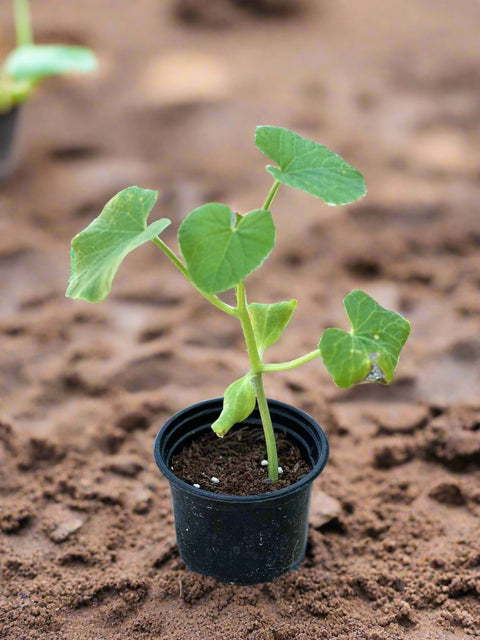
[212,376,256,437]
[66,186,170,302]
[318,290,410,388]
[248,300,297,356]
[4,45,97,82]
[178,204,275,294]
[255,125,366,206]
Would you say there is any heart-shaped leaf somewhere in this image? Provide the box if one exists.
[178,204,275,294]
[255,126,366,206]
[249,300,297,356]
[66,186,170,302]
[4,45,97,82]
[318,290,410,388]
[212,376,256,437]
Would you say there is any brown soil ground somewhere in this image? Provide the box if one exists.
[1,1,480,638]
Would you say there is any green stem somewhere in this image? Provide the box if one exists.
[236,281,278,482]
[262,348,322,373]
[225,177,282,482]
[236,281,262,372]
[253,373,278,483]
[13,0,33,47]
[262,180,280,211]
[152,237,236,317]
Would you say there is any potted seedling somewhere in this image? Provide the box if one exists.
[66,126,410,584]
[0,0,97,178]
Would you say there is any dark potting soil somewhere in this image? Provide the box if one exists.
[170,426,312,495]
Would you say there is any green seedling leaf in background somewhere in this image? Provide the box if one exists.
[212,376,256,437]
[249,300,297,356]
[318,290,410,388]
[178,204,275,295]
[66,186,170,303]
[255,125,366,206]
[4,44,97,82]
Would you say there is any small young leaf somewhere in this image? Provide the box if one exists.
[4,45,97,82]
[178,204,275,294]
[248,300,297,356]
[212,376,256,437]
[255,126,366,206]
[66,186,170,303]
[318,290,410,388]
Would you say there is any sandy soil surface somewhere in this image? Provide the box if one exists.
[1,1,480,638]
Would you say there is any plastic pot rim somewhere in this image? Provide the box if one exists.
[154,397,329,504]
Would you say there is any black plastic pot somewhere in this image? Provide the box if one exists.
[0,106,21,180]
[154,398,329,585]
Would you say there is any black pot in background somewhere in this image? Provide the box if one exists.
[0,106,21,181]
[154,398,329,585]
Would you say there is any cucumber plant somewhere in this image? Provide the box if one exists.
[0,0,97,114]
[66,125,410,483]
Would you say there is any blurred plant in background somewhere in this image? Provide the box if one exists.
[0,0,97,114]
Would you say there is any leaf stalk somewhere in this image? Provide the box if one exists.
[262,348,322,372]
[262,179,280,211]
[13,0,33,47]
[152,236,237,317]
